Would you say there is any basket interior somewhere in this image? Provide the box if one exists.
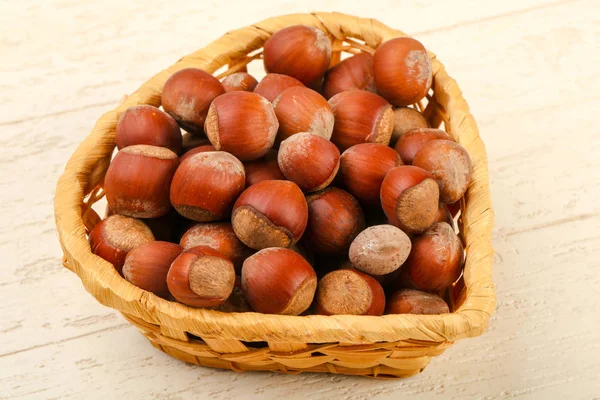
[54,12,495,363]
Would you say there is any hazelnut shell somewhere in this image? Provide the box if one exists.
[315,269,385,316]
[241,248,317,315]
[232,180,308,250]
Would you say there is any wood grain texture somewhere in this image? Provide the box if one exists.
[1,0,599,398]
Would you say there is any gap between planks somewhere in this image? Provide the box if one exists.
[413,0,583,36]
[0,0,581,128]
[0,323,130,359]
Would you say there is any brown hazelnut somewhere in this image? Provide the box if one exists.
[180,222,252,273]
[253,73,304,103]
[397,222,464,292]
[322,52,376,99]
[380,166,439,234]
[413,139,473,204]
[205,91,278,161]
[214,276,251,312]
[434,203,454,227]
[241,248,317,315]
[232,180,308,250]
[104,145,179,218]
[315,269,385,316]
[221,72,258,92]
[167,246,235,307]
[170,151,245,221]
[179,144,216,164]
[181,134,211,153]
[328,90,394,151]
[394,128,451,165]
[243,149,285,187]
[161,68,225,134]
[273,86,334,141]
[263,25,332,85]
[338,143,403,205]
[390,107,429,145]
[386,289,449,314]
[373,37,432,106]
[303,188,365,254]
[277,132,340,192]
[116,105,182,154]
[349,225,411,276]
[88,215,155,273]
[122,241,183,297]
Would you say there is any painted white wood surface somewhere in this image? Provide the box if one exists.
[1,0,599,398]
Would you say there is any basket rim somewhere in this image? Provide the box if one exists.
[54,11,496,344]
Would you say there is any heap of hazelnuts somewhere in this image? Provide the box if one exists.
[89,25,472,317]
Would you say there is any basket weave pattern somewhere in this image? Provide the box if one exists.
[54,12,496,378]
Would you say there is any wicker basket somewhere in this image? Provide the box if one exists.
[54,12,496,379]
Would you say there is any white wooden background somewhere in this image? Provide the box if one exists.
[1,1,599,399]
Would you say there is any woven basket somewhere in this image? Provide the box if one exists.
[54,12,496,379]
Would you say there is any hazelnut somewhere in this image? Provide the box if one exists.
[243,149,285,187]
[214,276,251,312]
[179,144,216,163]
[394,128,451,165]
[181,134,210,153]
[277,132,340,192]
[122,241,183,297]
[397,222,464,292]
[413,139,473,204]
[180,222,252,273]
[315,269,385,316]
[380,166,439,234]
[221,72,258,92]
[232,180,308,250]
[205,91,278,161]
[273,86,334,141]
[104,145,179,218]
[328,90,394,151]
[263,25,332,85]
[322,52,376,99]
[386,289,449,315]
[116,105,182,154]
[373,37,432,106]
[338,143,403,205]
[88,215,154,273]
[241,248,317,315]
[391,107,429,145]
[303,188,365,254]
[253,73,304,103]
[161,68,225,134]
[434,203,454,227]
[170,151,245,221]
[167,246,236,307]
[349,225,411,276]
[339,259,400,288]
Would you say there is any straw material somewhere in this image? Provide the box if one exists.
[54,12,496,378]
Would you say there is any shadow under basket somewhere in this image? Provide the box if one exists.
[54,12,496,379]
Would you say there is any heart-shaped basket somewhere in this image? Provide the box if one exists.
[54,12,496,379]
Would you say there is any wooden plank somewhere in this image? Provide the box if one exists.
[0,0,574,124]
